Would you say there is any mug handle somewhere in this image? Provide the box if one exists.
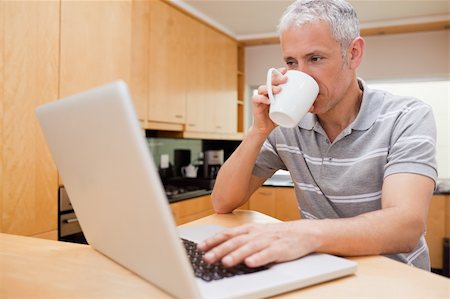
[266,68,283,104]
[181,167,185,177]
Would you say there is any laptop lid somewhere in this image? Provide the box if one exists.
[36,81,357,299]
[36,81,201,299]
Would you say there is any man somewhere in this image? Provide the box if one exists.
[198,0,437,271]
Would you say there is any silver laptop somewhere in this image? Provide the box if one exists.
[36,81,356,299]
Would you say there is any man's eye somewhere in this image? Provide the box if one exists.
[311,56,323,62]
[286,60,297,67]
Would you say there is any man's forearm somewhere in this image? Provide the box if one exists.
[211,127,269,213]
[305,207,426,256]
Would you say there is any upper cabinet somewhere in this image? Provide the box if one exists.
[185,20,237,135]
[147,1,189,126]
[133,0,240,138]
[60,0,132,97]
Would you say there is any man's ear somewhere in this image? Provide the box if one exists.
[348,37,365,69]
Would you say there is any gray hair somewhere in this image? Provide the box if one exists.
[277,0,360,57]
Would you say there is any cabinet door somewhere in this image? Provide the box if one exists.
[130,0,150,123]
[60,0,132,97]
[148,1,187,124]
[275,188,301,221]
[249,187,277,218]
[185,25,238,134]
[1,1,59,235]
[213,33,237,134]
[426,195,447,269]
[184,15,210,132]
[170,195,214,225]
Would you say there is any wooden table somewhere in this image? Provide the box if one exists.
[1,210,449,298]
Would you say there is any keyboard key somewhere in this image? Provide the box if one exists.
[181,238,268,282]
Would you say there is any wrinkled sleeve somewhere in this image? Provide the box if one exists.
[384,101,438,185]
[252,131,287,179]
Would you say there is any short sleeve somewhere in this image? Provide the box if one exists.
[252,131,287,179]
[384,100,438,184]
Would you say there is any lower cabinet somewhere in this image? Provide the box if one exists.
[170,195,215,226]
[248,187,300,221]
[169,188,300,226]
[426,194,450,271]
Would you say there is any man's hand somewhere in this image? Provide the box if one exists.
[197,221,319,268]
[251,67,288,135]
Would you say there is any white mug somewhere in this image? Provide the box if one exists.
[181,164,198,178]
[266,68,319,128]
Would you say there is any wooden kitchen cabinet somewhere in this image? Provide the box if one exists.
[210,30,238,134]
[170,195,215,225]
[248,187,277,217]
[275,188,302,221]
[185,25,237,135]
[147,0,189,126]
[184,20,210,133]
[59,0,132,98]
[0,1,59,236]
[132,0,239,136]
[248,187,301,221]
[426,194,449,270]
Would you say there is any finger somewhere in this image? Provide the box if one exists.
[197,225,251,252]
[257,85,282,96]
[245,246,280,268]
[197,231,233,252]
[271,71,288,86]
[252,94,270,105]
[278,67,287,75]
[221,238,270,268]
[257,85,267,95]
[257,85,282,97]
[203,234,250,265]
[245,241,310,268]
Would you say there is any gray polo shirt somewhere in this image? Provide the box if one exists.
[253,79,438,270]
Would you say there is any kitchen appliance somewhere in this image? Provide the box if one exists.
[203,149,223,179]
[174,149,191,177]
[58,187,87,244]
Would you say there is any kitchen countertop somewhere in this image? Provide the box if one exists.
[177,175,449,201]
[168,189,212,203]
[435,179,450,195]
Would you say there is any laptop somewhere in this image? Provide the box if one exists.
[36,81,357,299]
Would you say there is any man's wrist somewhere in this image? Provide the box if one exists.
[246,126,272,143]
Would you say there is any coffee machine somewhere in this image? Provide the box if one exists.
[203,150,224,179]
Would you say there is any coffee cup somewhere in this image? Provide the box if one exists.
[266,68,319,128]
[181,164,198,178]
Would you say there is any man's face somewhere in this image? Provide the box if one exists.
[280,21,355,116]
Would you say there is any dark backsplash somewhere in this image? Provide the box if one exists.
[147,136,240,177]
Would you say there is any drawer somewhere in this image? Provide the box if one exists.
[59,212,82,237]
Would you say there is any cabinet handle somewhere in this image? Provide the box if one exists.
[64,218,79,224]
[216,126,222,129]
[258,192,272,196]
[188,124,195,127]
[175,115,183,119]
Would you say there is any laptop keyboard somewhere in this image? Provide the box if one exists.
[181,238,268,282]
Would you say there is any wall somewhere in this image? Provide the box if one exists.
[359,30,450,80]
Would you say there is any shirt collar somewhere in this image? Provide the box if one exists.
[351,79,384,131]
[298,78,384,131]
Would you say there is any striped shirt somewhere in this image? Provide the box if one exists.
[253,79,438,270]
